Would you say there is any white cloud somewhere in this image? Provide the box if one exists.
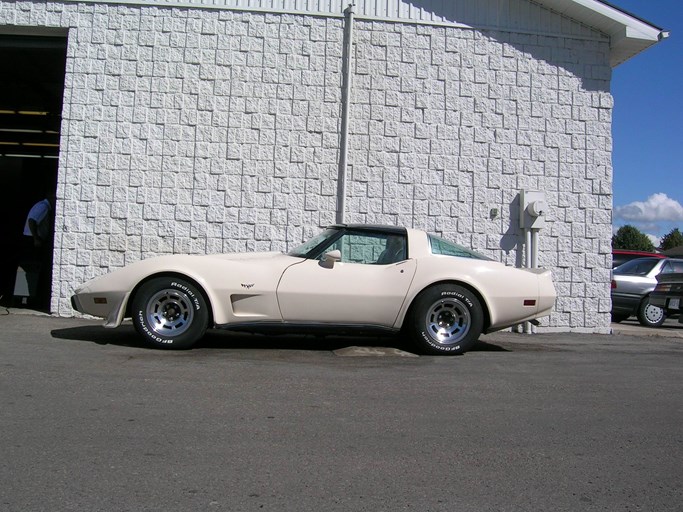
[646,233,662,247]
[614,193,683,223]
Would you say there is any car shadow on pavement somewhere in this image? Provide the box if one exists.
[50,324,509,353]
[51,324,148,349]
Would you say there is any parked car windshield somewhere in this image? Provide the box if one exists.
[428,235,491,260]
[287,228,339,257]
[613,258,661,276]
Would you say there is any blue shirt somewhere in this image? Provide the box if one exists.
[23,199,52,239]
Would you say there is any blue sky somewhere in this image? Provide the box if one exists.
[610,0,683,244]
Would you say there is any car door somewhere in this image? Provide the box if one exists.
[276,230,416,326]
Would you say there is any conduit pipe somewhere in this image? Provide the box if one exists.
[523,227,532,334]
[524,228,541,333]
[336,3,355,224]
[519,191,547,334]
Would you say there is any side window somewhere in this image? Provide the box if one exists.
[376,235,407,265]
[322,232,406,265]
[428,234,491,260]
[670,261,683,272]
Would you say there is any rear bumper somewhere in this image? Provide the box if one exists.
[649,292,682,312]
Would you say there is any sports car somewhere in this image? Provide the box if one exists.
[71,224,556,355]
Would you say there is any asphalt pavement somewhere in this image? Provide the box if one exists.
[610,315,683,338]
[1,309,682,512]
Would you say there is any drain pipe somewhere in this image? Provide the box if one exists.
[336,3,355,224]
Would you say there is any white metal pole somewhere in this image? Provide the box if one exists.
[336,3,355,224]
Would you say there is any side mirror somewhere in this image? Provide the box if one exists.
[320,249,342,269]
[323,250,342,263]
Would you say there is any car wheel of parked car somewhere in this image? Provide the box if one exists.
[132,277,209,349]
[636,296,665,328]
[409,284,483,355]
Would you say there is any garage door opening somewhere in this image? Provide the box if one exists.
[0,34,67,311]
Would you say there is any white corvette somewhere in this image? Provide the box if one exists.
[71,224,556,355]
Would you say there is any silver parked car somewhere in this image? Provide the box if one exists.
[611,257,683,327]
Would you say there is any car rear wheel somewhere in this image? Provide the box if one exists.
[636,296,665,328]
[408,284,483,355]
[132,277,209,349]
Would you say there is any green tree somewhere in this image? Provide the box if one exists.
[660,228,683,251]
[612,225,655,252]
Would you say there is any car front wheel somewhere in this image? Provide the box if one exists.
[408,284,483,355]
[636,296,665,328]
[132,277,209,349]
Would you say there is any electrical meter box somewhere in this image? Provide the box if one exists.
[519,190,547,229]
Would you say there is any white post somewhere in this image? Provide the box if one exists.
[336,4,355,224]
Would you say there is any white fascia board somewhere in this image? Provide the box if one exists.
[572,0,664,40]
[536,0,668,66]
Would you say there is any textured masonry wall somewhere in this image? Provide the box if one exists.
[347,21,614,331]
[0,1,613,331]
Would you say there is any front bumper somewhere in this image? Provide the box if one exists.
[71,290,130,328]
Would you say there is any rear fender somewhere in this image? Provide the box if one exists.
[396,279,492,333]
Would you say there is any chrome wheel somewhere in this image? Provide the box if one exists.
[145,288,195,337]
[424,297,472,345]
[133,277,209,349]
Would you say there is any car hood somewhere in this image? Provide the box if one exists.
[127,251,302,277]
[76,251,303,293]
[204,251,288,262]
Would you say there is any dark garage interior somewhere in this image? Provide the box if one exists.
[0,33,67,309]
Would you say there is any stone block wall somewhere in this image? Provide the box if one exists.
[0,1,614,331]
[347,21,614,331]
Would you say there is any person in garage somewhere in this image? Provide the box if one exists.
[19,193,55,308]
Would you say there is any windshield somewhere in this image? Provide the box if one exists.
[287,228,339,258]
[613,258,661,276]
[428,235,492,261]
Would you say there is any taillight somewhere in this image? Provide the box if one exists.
[611,280,617,289]
[654,283,671,292]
